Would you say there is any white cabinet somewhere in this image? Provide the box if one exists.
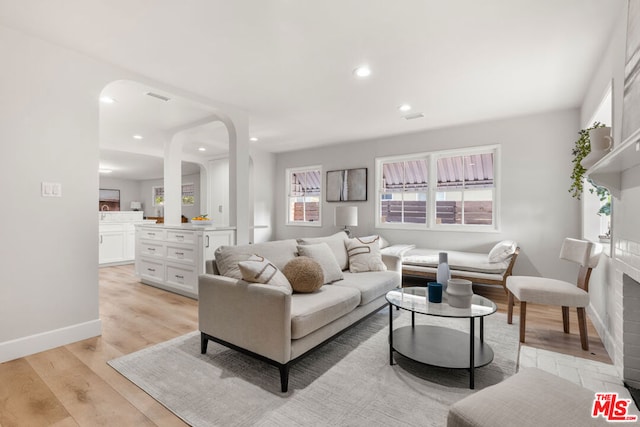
[99,224,126,264]
[135,225,236,298]
[99,211,148,266]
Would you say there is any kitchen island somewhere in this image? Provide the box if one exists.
[135,224,236,298]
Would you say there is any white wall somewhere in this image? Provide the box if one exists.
[0,24,122,361]
[275,109,582,281]
[579,2,627,366]
[99,176,142,211]
[139,172,201,220]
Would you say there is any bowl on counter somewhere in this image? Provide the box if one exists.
[191,219,213,226]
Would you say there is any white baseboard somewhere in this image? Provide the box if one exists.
[587,303,617,364]
[0,319,102,363]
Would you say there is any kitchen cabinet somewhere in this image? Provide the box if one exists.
[135,224,236,298]
[99,211,152,266]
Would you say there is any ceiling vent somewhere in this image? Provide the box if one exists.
[403,112,425,120]
[145,92,171,102]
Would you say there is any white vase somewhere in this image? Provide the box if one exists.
[446,278,473,308]
[582,127,613,169]
[436,252,451,292]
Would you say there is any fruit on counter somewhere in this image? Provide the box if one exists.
[192,215,210,221]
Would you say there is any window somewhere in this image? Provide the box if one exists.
[435,152,495,226]
[379,157,428,224]
[286,166,321,225]
[376,145,499,231]
[152,183,195,207]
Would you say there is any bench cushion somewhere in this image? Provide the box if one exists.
[290,285,360,339]
[401,248,510,274]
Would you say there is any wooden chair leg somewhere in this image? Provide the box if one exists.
[507,291,514,324]
[519,301,526,343]
[562,306,570,333]
[577,307,589,351]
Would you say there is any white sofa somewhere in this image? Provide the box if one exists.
[198,232,402,392]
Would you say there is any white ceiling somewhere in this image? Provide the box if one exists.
[0,0,624,179]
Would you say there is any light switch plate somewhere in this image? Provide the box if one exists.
[42,182,62,197]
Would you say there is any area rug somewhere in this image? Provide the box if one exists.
[108,308,519,426]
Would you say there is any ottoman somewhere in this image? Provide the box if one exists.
[447,368,609,426]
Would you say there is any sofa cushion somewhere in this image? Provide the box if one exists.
[297,243,344,284]
[290,285,361,339]
[215,239,298,279]
[346,236,387,273]
[297,232,349,271]
[282,256,324,293]
[238,255,292,291]
[335,271,400,305]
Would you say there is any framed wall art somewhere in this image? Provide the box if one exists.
[326,168,367,202]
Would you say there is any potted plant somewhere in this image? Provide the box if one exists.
[568,122,611,241]
[569,122,604,198]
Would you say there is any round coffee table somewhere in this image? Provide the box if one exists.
[385,286,497,389]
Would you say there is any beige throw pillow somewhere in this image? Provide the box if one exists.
[346,236,387,273]
[297,243,344,284]
[238,254,292,291]
[297,232,350,270]
[488,240,517,263]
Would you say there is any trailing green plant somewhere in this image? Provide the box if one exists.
[569,122,604,199]
[588,178,611,216]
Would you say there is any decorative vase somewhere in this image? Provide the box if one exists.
[446,278,473,308]
[581,127,613,169]
[436,252,451,292]
[427,282,442,303]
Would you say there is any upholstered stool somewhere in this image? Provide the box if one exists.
[447,368,607,427]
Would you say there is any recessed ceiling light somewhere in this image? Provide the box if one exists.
[198,147,206,152]
[133,135,143,140]
[398,104,412,112]
[250,137,259,142]
[99,169,112,174]
[353,65,371,78]
[100,96,115,104]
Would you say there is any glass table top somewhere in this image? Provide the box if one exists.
[386,286,497,318]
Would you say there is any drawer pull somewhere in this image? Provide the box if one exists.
[148,247,155,252]
[148,232,156,236]
[147,268,156,272]
[175,252,184,256]
[175,274,184,279]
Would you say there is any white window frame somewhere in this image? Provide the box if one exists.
[375,144,500,232]
[152,183,196,207]
[286,165,322,227]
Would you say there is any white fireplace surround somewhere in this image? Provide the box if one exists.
[615,239,640,388]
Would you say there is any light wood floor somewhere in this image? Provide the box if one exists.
[0,265,611,426]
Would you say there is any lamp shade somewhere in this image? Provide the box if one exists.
[335,206,358,227]
[130,201,142,210]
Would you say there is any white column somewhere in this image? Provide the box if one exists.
[164,136,182,225]
[227,113,250,244]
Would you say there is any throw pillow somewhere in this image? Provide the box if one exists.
[357,234,390,249]
[346,236,387,273]
[488,240,517,263]
[296,243,344,284]
[297,232,350,270]
[282,256,324,293]
[238,254,292,291]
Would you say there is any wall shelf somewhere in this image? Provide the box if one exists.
[587,127,640,198]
